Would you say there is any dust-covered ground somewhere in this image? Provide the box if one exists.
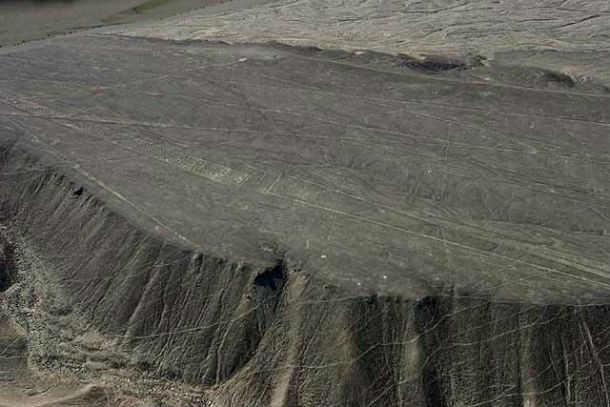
[0,0,233,47]
[117,0,610,85]
[0,1,609,406]
[0,31,609,406]
[1,34,609,304]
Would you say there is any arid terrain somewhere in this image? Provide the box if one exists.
[0,0,233,47]
[0,1,608,406]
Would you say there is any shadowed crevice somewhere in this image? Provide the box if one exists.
[254,261,285,291]
[0,237,17,292]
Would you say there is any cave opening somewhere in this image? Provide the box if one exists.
[254,262,285,291]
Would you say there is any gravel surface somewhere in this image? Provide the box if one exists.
[117,0,610,84]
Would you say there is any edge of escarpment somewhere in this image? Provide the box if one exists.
[1,141,609,406]
[108,0,610,89]
[102,33,610,93]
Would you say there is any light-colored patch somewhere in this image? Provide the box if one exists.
[115,0,610,85]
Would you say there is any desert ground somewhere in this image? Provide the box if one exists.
[0,0,608,406]
[0,0,236,47]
